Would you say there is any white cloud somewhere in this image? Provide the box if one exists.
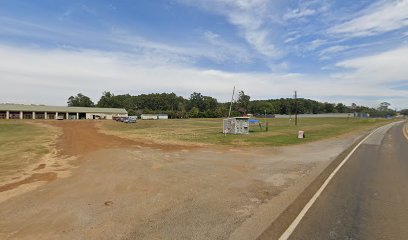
[283,8,316,20]
[284,36,299,43]
[0,44,407,108]
[0,16,252,66]
[283,0,331,21]
[111,29,253,65]
[306,39,327,51]
[318,45,351,60]
[178,0,280,58]
[321,45,350,54]
[202,31,253,63]
[328,0,408,37]
[335,45,408,84]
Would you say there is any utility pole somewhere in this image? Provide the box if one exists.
[265,109,268,132]
[228,86,235,118]
[294,90,298,126]
[264,109,266,123]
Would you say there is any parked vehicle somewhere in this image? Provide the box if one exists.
[56,116,64,120]
[124,116,137,123]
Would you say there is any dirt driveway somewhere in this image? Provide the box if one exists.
[0,121,367,239]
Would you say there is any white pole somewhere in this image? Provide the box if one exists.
[228,86,235,118]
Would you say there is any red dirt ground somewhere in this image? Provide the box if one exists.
[0,120,371,240]
[46,121,137,156]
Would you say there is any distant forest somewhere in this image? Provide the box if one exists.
[67,91,399,118]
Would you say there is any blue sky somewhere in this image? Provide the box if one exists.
[0,0,407,109]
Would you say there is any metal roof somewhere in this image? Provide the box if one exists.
[0,104,127,114]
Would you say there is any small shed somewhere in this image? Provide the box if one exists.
[223,117,250,134]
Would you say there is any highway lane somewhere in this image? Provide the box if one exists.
[279,122,408,240]
[256,122,408,240]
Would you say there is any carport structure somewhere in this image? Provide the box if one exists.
[0,104,128,120]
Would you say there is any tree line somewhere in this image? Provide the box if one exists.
[67,91,400,118]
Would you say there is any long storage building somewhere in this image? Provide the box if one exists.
[0,104,128,120]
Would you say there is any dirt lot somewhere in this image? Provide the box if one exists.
[0,120,374,239]
[0,121,59,184]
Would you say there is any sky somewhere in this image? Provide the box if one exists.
[0,0,407,109]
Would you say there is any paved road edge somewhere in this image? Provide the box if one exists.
[255,121,402,240]
[277,121,401,240]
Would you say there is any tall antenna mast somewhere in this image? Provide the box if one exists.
[228,86,235,118]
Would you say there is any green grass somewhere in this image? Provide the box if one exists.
[101,117,393,147]
[0,121,57,182]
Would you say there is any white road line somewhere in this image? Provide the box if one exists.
[403,123,408,141]
[278,122,398,240]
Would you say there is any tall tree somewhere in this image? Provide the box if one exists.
[335,103,348,113]
[97,91,119,108]
[73,90,389,118]
[236,91,251,114]
[351,103,357,111]
[202,96,218,111]
[189,107,200,118]
[67,93,95,107]
[188,92,205,111]
[400,109,408,116]
[323,102,335,113]
[378,102,391,111]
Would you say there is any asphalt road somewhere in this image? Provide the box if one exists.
[285,122,408,240]
[259,121,408,240]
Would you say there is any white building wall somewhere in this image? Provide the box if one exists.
[141,115,158,120]
[274,113,354,118]
[86,113,128,120]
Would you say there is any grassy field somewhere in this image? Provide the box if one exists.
[101,117,393,147]
[0,121,58,182]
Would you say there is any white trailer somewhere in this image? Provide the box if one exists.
[141,114,158,120]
